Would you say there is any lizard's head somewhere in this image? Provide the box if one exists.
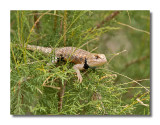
[86,54,107,68]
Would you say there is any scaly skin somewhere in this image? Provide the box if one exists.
[26,45,107,83]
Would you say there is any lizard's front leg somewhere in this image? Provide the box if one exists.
[73,64,84,83]
[47,56,58,66]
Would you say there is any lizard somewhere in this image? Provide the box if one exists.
[25,44,107,83]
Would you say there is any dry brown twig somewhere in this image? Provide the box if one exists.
[125,55,149,67]
[29,13,63,18]
[96,11,120,29]
[63,11,67,46]
[136,98,149,107]
[58,82,66,112]
[26,10,51,46]
[42,74,60,90]
[57,11,68,112]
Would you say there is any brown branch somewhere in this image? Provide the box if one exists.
[58,82,66,112]
[125,55,150,67]
[58,11,68,112]
[29,13,63,18]
[115,55,150,85]
[26,10,51,46]
[42,75,60,90]
[53,11,58,32]
[33,11,40,32]
[42,85,60,90]
[59,19,63,36]
[63,10,67,46]
[33,11,41,45]
[96,11,120,29]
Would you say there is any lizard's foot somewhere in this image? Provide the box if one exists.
[73,64,84,83]
[77,73,83,83]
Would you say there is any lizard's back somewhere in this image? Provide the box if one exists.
[56,47,91,64]
[26,45,91,64]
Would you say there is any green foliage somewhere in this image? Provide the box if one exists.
[10,10,150,115]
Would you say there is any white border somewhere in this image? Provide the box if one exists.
[0,0,160,125]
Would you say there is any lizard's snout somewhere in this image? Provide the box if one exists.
[101,55,107,65]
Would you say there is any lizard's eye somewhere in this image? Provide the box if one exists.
[95,55,100,59]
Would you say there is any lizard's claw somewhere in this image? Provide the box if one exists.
[77,73,83,83]
[73,64,84,83]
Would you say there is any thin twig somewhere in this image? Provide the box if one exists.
[79,37,99,49]
[28,34,47,44]
[57,10,68,112]
[107,50,127,65]
[127,11,131,24]
[58,82,66,112]
[63,10,67,46]
[59,19,63,36]
[36,87,43,94]
[25,10,51,46]
[53,11,58,32]
[33,11,40,33]
[42,75,60,90]
[120,91,150,113]
[116,21,150,35]
[120,87,150,89]
[42,74,54,86]
[136,98,149,107]
[103,69,150,92]
[125,55,149,67]
[96,11,120,29]
[116,79,150,87]
[90,47,98,53]
[29,13,63,18]
[33,11,41,45]
[42,85,60,90]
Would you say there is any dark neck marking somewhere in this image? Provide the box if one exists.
[83,58,89,69]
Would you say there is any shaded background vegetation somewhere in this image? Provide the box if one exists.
[10,10,150,115]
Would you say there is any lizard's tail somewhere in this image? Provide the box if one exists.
[26,44,52,54]
[13,44,52,54]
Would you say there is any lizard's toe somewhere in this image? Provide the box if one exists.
[77,74,83,83]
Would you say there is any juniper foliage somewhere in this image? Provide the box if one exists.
[10,10,150,115]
